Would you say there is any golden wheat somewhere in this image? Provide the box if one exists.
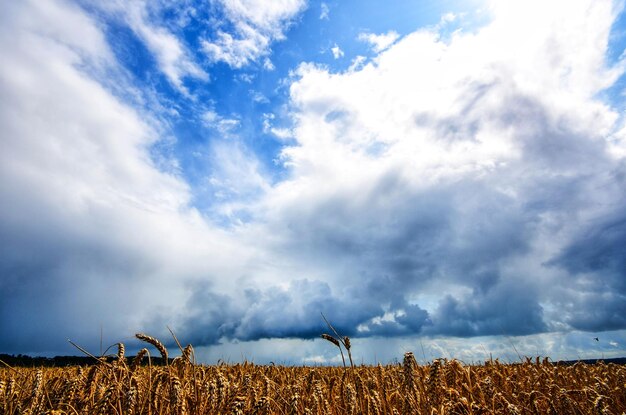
[1,337,625,414]
[135,333,168,361]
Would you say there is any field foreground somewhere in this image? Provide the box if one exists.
[1,351,625,414]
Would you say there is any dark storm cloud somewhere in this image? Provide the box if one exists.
[169,175,538,344]
[427,280,547,337]
[162,284,240,347]
[565,293,626,332]
[0,216,162,354]
[553,211,626,287]
[173,278,432,346]
[549,198,626,331]
[273,174,532,287]
[243,78,624,341]
[255,164,542,335]
[232,279,378,340]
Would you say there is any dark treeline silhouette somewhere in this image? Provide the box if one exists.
[0,353,171,367]
[1,353,625,367]
[555,357,626,366]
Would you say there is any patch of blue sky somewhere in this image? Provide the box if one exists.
[104,20,160,87]
[604,6,626,108]
[608,4,626,64]
[318,0,465,38]
[304,0,489,63]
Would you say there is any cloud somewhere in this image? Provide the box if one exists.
[129,14,208,92]
[193,329,626,365]
[320,2,330,20]
[249,89,269,103]
[206,140,271,220]
[331,44,344,59]
[358,31,400,52]
[201,0,306,68]
[429,280,547,337]
[251,0,626,341]
[174,278,431,345]
[92,0,208,93]
[440,12,457,24]
[0,0,249,353]
[202,110,241,135]
[263,113,293,139]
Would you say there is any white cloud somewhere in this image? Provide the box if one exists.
[440,12,457,24]
[270,127,293,139]
[202,109,221,124]
[130,15,208,92]
[0,0,250,352]
[208,141,270,218]
[320,2,330,20]
[202,0,306,68]
[348,55,367,71]
[202,110,241,135]
[331,44,344,59]
[249,0,626,341]
[289,0,622,179]
[263,57,276,71]
[249,89,269,103]
[263,113,293,139]
[238,73,256,83]
[94,1,208,93]
[358,30,400,52]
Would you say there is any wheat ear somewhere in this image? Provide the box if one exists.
[135,333,168,362]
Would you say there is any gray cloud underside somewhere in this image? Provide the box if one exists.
[170,96,626,346]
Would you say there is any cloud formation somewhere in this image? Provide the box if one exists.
[319,2,329,20]
[91,0,208,93]
[0,0,249,353]
[357,31,400,52]
[1,0,625,360]
[201,0,306,68]
[239,0,626,342]
[330,44,344,59]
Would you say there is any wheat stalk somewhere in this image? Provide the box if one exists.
[135,333,168,362]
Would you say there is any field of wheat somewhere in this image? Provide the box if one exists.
[1,334,625,415]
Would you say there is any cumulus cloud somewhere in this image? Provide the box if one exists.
[173,277,431,346]
[358,31,400,52]
[242,0,626,342]
[201,0,306,68]
[330,44,344,59]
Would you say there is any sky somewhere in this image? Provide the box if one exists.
[1,0,626,365]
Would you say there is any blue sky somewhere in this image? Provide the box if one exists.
[1,0,626,364]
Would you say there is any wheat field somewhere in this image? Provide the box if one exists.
[1,336,625,414]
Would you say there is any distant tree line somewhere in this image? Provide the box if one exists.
[1,353,624,367]
[0,353,171,367]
